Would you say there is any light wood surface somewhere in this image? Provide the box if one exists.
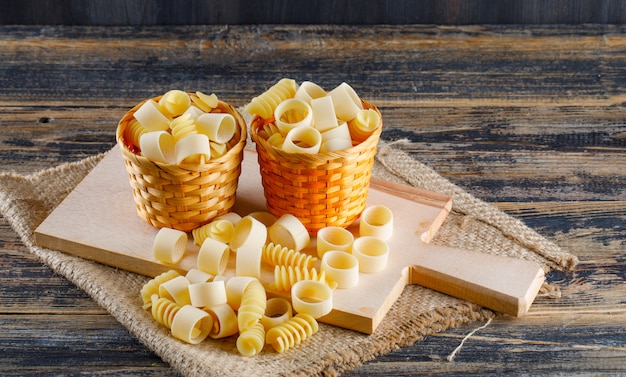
[1,24,625,376]
[34,146,544,333]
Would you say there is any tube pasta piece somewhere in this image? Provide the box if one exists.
[274,98,314,135]
[261,298,293,330]
[151,294,183,329]
[320,121,351,142]
[175,133,211,165]
[139,131,176,164]
[193,219,236,245]
[282,126,322,154]
[185,268,215,284]
[348,108,380,143]
[196,113,236,143]
[158,275,192,306]
[237,321,266,356]
[320,251,359,289]
[203,303,238,339]
[316,226,354,258]
[169,113,197,142]
[224,276,256,310]
[261,242,317,270]
[140,269,181,309]
[352,236,390,273]
[159,90,191,118]
[152,227,187,264]
[236,246,264,280]
[265,313,319,353]
[171,305,212,344]
[320,137,353,153]
[191,91,219,112]
[189,280,228,307]
[197,237,230,275]
[294,81,327,104]
[133,99,170,132]
[359,205,394,241]
[237,279,267,332]
[328,82,363,122]
[229,215,267,253]
[291,280,333,318]
[268,214,311,252]
[245,78,297,119]
[270,265,331,292]
[311,96,339,132]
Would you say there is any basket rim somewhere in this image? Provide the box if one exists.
[250,99,382,164]
[116,95,247,173]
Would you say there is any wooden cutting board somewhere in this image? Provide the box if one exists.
[34,145,545,334]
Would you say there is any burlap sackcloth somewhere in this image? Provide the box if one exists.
[0,140,578,377]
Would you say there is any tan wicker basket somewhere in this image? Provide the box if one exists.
[116,95,247,232]
[250,99,382,235]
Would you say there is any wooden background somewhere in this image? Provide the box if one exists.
[2,0,626,25]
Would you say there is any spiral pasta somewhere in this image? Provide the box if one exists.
[237,321,266,356]
[262,242,317,270]
[192,219,236,245]
[140,269,181,309]
[270,265,332,292]
[237,279,267,332]
[245,78,297,119]
[169,113,197,142]
[125,118,148,149]
[265,313,319,353]
[150,294,183,330]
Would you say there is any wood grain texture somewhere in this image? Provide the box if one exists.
[1,24,625,376]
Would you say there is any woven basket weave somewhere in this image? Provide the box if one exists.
[116,96,246,232]
[250,100,382,235]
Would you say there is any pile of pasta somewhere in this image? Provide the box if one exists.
[126,90,237,165]
[140,204,394,356]
[247,79,380,154]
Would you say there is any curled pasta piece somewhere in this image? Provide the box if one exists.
[236,246,263,279]
[185,268,214,284]
[237,279,267,332]
[215,212,242,226]
[268,214,310,252]
[348,108,381,143]
[189,280,228,307]
[311,96,339,132]
[203,303,239,339]
[159,89,191,118]
[193,219,236,245]
[140,269,180,309]
[352,236,390,273]
[197,237,230,275]
[191,91,218,112]
[270,265,331,292]
[316,226,354,258]
[274,98,314,135]
[265,313,319,353]
[151,294,183,330]
[237,322,265,356]
[152,227,188,264]
[158,275,191,305]
[359,204,394,241]
[245,78,297,119]
[320,251,359,289]
[139,131,176,164]
[282,126,321,154]
[261,298,293,330]
[171,305,212,344]
[294,81,326,104]
[262,242,317,270]
[133,99,170,132]
[196,113,236,143]
[328,82,363,122]
[247,211,277,228]
[291,280,333,318]
[175,133,211,165]
[170,113,197,142]
[229,215,267,253]
[182,105,204,121]
[225,276,255,310]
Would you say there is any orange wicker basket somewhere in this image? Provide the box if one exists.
[250,99,382,235]
[116,95,247,232]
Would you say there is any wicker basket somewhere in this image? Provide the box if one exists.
[116,95,247,232]
[250,99,382,235]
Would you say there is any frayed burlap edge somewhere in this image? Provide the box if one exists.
[0,141,575,377]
